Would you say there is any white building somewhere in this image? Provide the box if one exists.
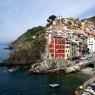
[87,37,95,53]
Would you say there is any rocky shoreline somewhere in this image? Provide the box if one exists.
[1,60,94,75]
[80,67,95,76]
[75,77,95,95]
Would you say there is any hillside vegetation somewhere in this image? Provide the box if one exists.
[87,16,95,21]
[8,26,46,64]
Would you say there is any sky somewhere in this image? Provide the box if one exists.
[0,0,95,42]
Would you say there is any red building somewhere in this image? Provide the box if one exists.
[49,33,65,58]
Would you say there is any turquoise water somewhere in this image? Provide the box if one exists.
[0,44,90,95]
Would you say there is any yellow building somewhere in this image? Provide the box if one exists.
[64,40,71,60]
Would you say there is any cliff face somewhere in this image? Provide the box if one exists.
[8,26,46,64]
[6,16,95,73]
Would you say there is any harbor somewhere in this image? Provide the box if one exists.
[0,0,95,95]
[0,67,90,95]
[0,44,91,95]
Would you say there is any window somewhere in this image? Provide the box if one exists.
[66,42,70,44]
[50,49,54,53]
[72,53,73,56]
[61,50,64,52]
[60,40,64,44]
[51,54,54,57]
[55,45,58,48]
[55,40,58,44]
[59,50,61,53]
[90,44,93,45]
[66,46,70,48]
[55,49,59,53]
[60,45,64,48]
[55,55,58,58]
[51,41,54,44]
[67,54,68,58]
[69,36,72,39]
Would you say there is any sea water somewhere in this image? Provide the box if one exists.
[0,44,90,95]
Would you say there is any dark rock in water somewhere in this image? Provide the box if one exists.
[4,47,13,50]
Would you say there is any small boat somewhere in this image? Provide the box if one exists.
[9,69,13,72]
[49,84,59,88]
[8,67,19,72]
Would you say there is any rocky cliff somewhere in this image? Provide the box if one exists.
[5,16,95,73]
[7,26,46,65]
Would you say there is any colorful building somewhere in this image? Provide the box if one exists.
[47,30,79,60]
[49,31,65,59]
[46,16,95,60]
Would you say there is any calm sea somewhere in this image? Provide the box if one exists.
[0,44,90,95]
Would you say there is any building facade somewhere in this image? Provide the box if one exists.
[46,16,95,60]
[87,37,95,53]
[49,31,65,59]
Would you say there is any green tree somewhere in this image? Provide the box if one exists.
[47,15,56,25]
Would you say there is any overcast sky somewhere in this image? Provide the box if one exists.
[0,0,95,42]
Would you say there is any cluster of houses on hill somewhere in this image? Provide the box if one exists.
[45,16,95,60]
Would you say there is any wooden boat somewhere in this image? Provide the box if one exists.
[49,84,59,88]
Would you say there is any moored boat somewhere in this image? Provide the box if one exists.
[8,67,19,72]
[49,84,59,88]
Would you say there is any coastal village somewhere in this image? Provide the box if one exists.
[2,15,95,95]
[45,16,95,95]
[34,15,95,73]
[1,1,95,95]
[46,15,95,61]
